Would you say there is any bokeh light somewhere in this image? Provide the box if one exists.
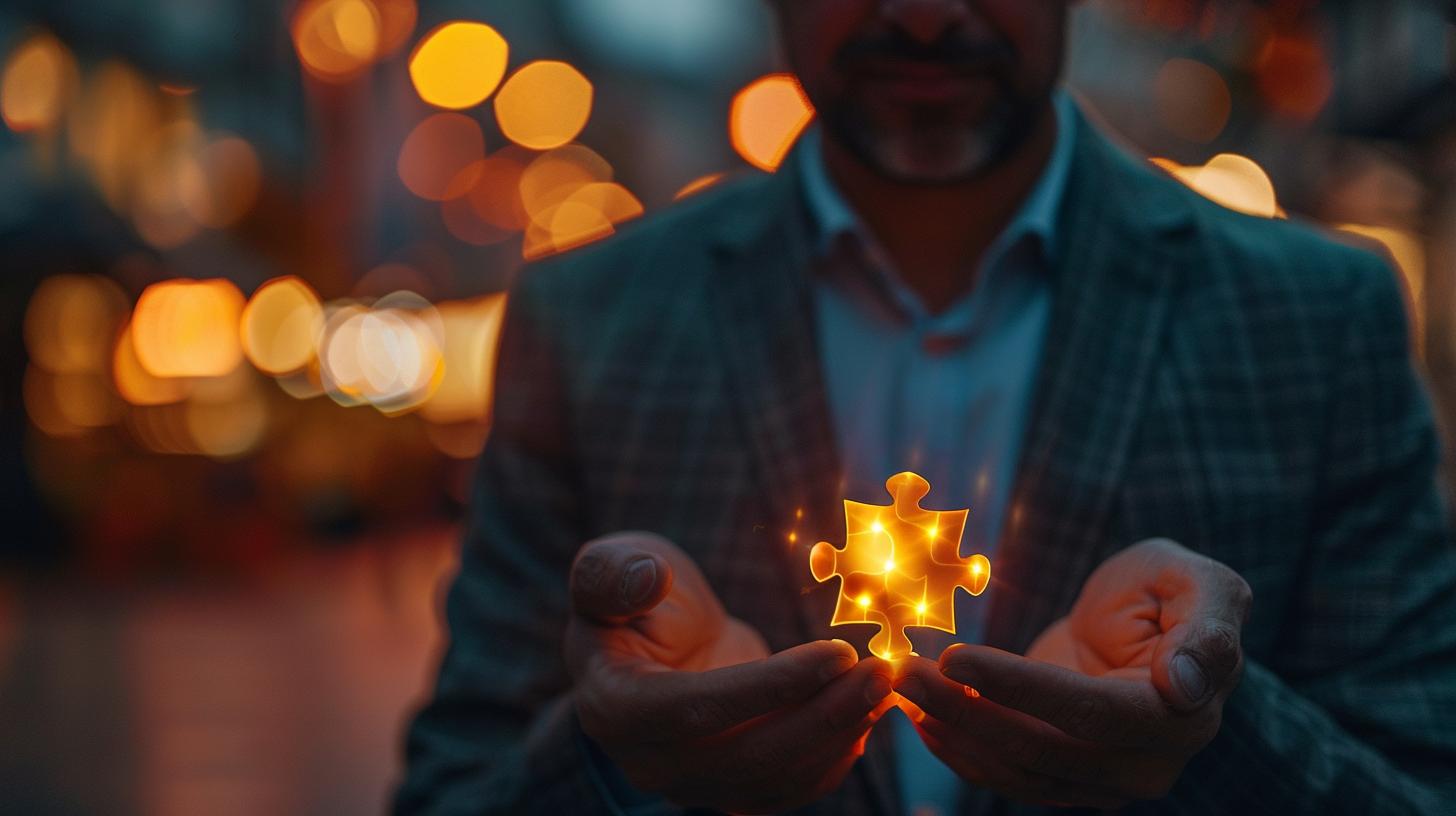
[465,147,532,231]
[24,366,122,437]
[423,420,491,460]
[443,147,534,246]
[1256,32,1334,122]
[408,22,509,110]
[124,403,199,455]
[23,366,82,438]
[518,144,612,226]
[185,395,269,460]
[354,263,435,300]
[319,294,444,415]
[547,181,643,254]
[129,120,208,249]
[397,113,485,201]
[1153,58,1231,144]
[185,370,270,461]
[317,304,368,408]
[1157,154,1280,219]
[292,0,383,83]
[421,294,508,425]
[24,274,128,374]
[1,31,77,133]
[183,135,263,229]
[494,61,594,151]
[67,61,161,212]
[1338,224,1427,306]
[731,73,814,173]
[373,0,419,57]
[113,324,192,406]
[241,277,326,376]
[441,195,513,246]
[132,279,247,379]
[674,172,725,200]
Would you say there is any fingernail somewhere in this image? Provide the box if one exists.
[620,557,657,607]
[895,676,925,706]
[1172,653,1210,705]
[865,673,893,705]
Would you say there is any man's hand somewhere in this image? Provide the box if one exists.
[892,538,1253,808]
[566,532,896,814]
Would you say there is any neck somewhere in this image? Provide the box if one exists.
[821,99,1058,313]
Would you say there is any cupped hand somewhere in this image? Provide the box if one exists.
[892,538,1252,808]
[566,532,896,814]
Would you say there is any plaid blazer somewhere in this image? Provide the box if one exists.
[396,110,1456,816]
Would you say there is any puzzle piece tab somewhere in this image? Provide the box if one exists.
[810,472,991,660]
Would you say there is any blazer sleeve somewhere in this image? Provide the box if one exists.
[1172,254,1456,814]
[393,271,620,816]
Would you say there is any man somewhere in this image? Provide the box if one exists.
[397,1,1456,813]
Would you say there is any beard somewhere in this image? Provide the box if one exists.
[818,79,1045,185]
[815,30,1047,185]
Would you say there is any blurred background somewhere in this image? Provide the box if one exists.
[0,0,1452,813]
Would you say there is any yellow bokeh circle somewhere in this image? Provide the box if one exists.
[409,22,509,110]
[495,60,593,151]
[241,277,325,375]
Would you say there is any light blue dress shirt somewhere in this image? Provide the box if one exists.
[800,92,1077,816]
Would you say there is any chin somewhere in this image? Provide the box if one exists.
[825,102,1033,185]
[872,131,998,184]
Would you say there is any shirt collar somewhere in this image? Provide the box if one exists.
[798,89,1079,270]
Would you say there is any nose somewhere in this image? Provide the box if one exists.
[879,0,970,44]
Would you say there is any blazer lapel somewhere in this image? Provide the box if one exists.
[984,120,1199,653]
[707,154,847,643]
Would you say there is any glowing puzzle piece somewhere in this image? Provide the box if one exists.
[810,472,991,660]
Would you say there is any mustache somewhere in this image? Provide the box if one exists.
[833,33,1016,72]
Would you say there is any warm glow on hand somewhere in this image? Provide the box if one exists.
[810,472,992,661]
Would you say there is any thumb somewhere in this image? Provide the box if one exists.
[1154,619,1244,712]
[570,533,675,622]
[1145,545,1252,712]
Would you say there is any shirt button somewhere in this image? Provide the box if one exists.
[921,333,966,356]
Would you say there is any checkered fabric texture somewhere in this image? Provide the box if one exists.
[395,111,1456,816]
